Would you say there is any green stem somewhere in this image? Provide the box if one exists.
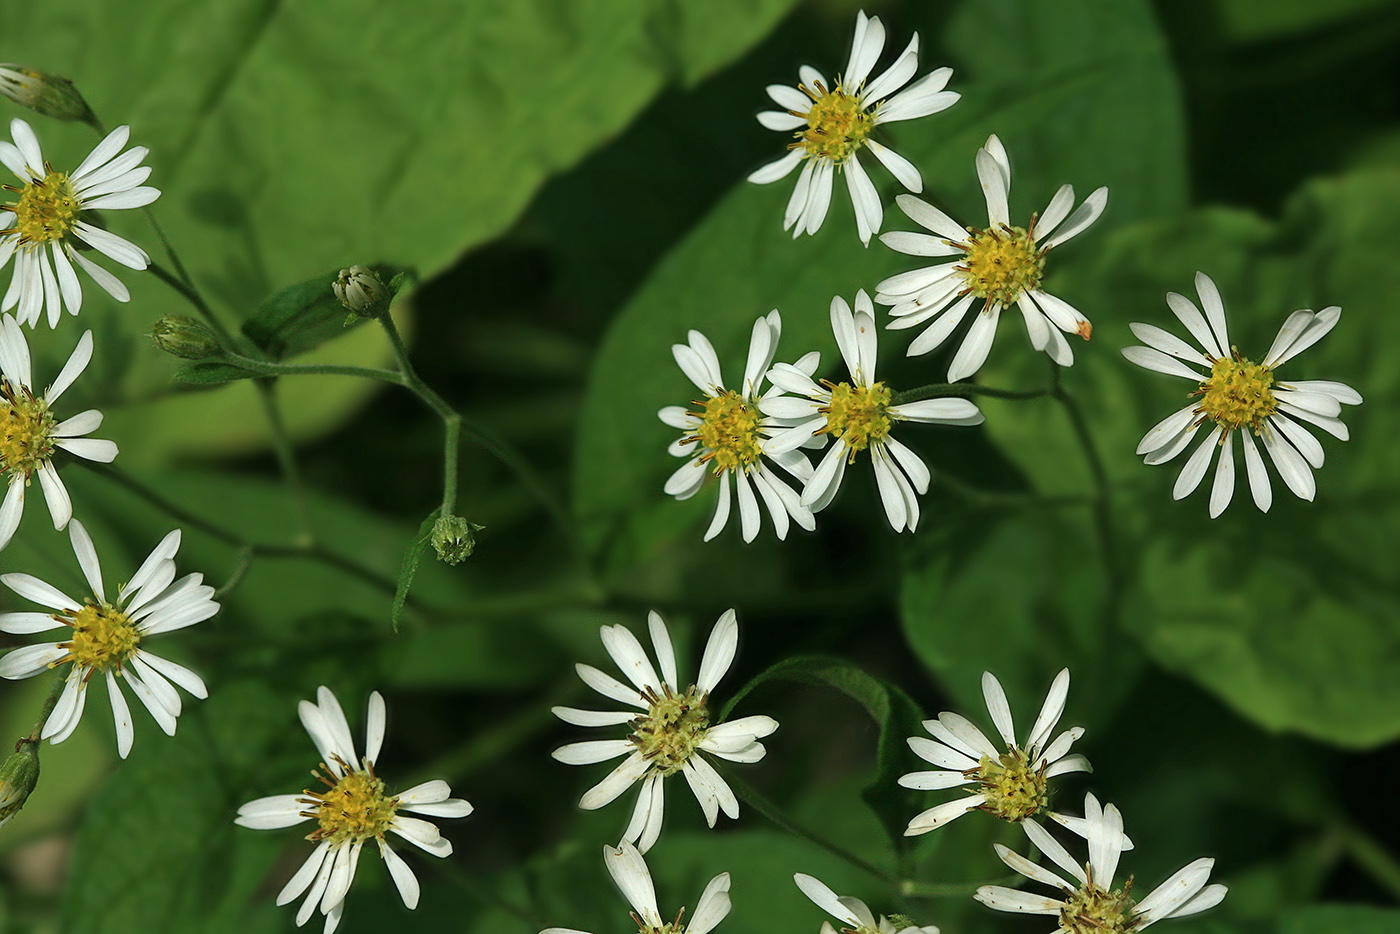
[254,380,316,545]
[221,353,405,384]
[146,261,235,345]
[893,382,1052,405]
[1335,818,1400,901]
[722,769,898,886]
[215,546,255,600]
[25,676,67,744]
[1048,364,1121,597]
[378,315,461,516]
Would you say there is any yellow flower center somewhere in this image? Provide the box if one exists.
[6,169,79,244]
[820,381,892,458]
[958,225,1045,308]
[634,914,687,934]
[1058,879,1136,934]
[792,80,874,163]
[305,766,399,845]
[60,603,140,672]
[1194,351,1276,433]
[691,390,763,474]
[631,685,710,776]
[0,382,55,479]
[970,747,1049,822]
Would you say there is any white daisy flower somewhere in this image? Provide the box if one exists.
[761,290,984,533]
[0,519,218,758]
[875,134,1108,380]
[0,117,159,327]
[0,313,118,551]
[748,10,960,245]
[659,310,819,542]
[551,609,777,854]
[898,669,1091,835]
[541,840,731,934]
[975,793,1227,932]
[794,873,939,934]
[1122,271,1362,518]
[235,686,473,934]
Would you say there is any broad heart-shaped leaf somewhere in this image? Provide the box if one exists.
[1087,169,1400,747]
[573,0,1185,564]
[62,680,291,934]
[2,0,799,460]
[1278,906,1400,934]
[721,655,925,850]
[899,510,1144,723]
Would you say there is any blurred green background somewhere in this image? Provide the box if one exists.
[0,1,1397,933]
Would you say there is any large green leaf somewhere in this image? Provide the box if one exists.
[572,0,1185,565]
[1278,906,1400,934]
[4,0,800,460]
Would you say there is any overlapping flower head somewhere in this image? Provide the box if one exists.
[552,609,776,853]
[876,134,1108,380]
[1123,272,1361,517]
[659,311,819,542]
[749,10,960,244]
[0,313,117,550]
[976,793,1227,932]
[0,519,217,757]
[762,290,984,532]
[542,841,732,934]
[899,669,1090,835]
[0,118,159,327]
[794,873,940,934]
[235,686,473,934]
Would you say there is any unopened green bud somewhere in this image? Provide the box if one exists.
[151,315,221,360]
[0,64,97,127]
[0,741,40,830]
[333,266,391,319]
[432,515,483,565]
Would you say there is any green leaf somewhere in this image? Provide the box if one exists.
[1278,906,1400,934]
[5,0,800,462]
[170,360,263,386]
[62,680,290,934]
[391,508,440,633]
[572,0,1186,563]
[242,264,411,361]
[722,655,924,849]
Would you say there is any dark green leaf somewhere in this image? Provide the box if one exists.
[1278,905,1400,934]
[170,360,264,386]
[391,508,439,633]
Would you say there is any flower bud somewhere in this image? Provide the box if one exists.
[0,64,97,127]
[0,741,40,830]
[151,315,221,360]
[333,266,391,319]
[432,515,483,565]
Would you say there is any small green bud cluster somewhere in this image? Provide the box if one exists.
[0,64,98,128]
[150,315,222,360]
[432,514,484,565]
[334,266,393,320]
[0,741,41,829]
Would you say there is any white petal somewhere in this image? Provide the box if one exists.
[1239,430,1272,512]
[696,608,738,694]
[579,750,649,810]
[2,572,79,611]
[973,885,1063,915]
[688,873,733,934]
[904,795,984,835]
[575,663,646,708]
[1261,425,1315,502]
[867,141,922,193]
[106,670,134,758]
[748,149,804,185]
[1173,427,1223,500]
[378,840,420,909]
[605,840,660,924]
[947,304,999,381]
[1208,431,1236,518]
[553,739,635,765]
[794,874,860,926]
[1040,187,1108,250]
[599,623,662,694]
[276,841,332,906]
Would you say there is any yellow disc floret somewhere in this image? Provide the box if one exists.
[305,766,399,845]
[970,747,1049,822]
[958,225,1045,308]
[5,169,79,244]
[0,382,55,479]
[691,390,763,474]
[1195,350,1277,433]
[1058,878,1136,934]
[61,603,140,672]
[792,80,874,164]
[820,381,892,459]
[631,684,710,776]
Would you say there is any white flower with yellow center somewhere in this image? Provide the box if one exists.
[552,609,776,854]
[0,117,159,328]
[659,311,819,542]
[875,135,1107,381]
[761,291,984,533]
[794,873,939,934]
[898,669,1091,835]
[0,519,217,758]
[235,686,473,934]
[0,313,118,551]
[1122,272,1361,518]
[975,793,1227,933]
[748,10,960,245]
[541,840,731,934]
